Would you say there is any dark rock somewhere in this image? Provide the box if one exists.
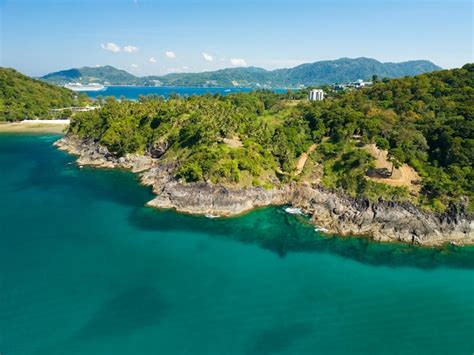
[148,140,169,158]
[367,168,392,178]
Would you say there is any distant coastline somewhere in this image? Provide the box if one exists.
[102,85,295,89]
[39,58,442,88]
[82,86,283,100]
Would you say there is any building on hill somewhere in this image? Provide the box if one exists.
[351,79,373,88]
[309,89,324,101]
[333,79,373,91]
[334,84,347,91]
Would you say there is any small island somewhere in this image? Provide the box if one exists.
[50,65,473,246]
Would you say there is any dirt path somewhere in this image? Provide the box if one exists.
[372,164,420,189]
[295,144,316,176]
[362,144,420,192]
[223,136,243,148]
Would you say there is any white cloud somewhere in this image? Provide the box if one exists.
[123,45,139,53]
[131,63,139,68]
[182,66,189,71]
[149,57,157,63]
[230,58,247,66]
[202,52,213,62]
[101,42,121,53]
[165,51,176,59]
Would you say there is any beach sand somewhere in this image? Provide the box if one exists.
[0,120,69,134]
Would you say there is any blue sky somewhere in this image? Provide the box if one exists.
[0,0,472,76]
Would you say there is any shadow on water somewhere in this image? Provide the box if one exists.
[76,285,168,339]
[127,206,474,270]
[245,322,314,355]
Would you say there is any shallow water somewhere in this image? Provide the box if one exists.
[0,134,473,355]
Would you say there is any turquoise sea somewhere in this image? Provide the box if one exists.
[84,86,288,100]
[0,134,473,355]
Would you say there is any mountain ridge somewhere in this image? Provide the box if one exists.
[40,57,442,88]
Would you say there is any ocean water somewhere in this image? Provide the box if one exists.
[0,133,473,355]
[85,86,288,100]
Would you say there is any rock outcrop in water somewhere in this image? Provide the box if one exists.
[55,136,155,173]
[55,136,474,246]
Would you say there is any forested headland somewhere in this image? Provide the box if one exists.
[67,64,473,212]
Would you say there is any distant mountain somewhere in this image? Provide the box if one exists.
[40,58,442,88]
[271,58,442,86]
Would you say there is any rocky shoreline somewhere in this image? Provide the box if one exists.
[54,136,474,246]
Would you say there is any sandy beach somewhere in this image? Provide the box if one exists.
[0,120,70,134]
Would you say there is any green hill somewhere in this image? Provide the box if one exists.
[0,68,80,121]
[41,58,441,88]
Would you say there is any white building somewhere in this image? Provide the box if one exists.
[309,89,324,101]
[351,79,373,89]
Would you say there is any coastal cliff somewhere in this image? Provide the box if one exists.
[55,136,474,246]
